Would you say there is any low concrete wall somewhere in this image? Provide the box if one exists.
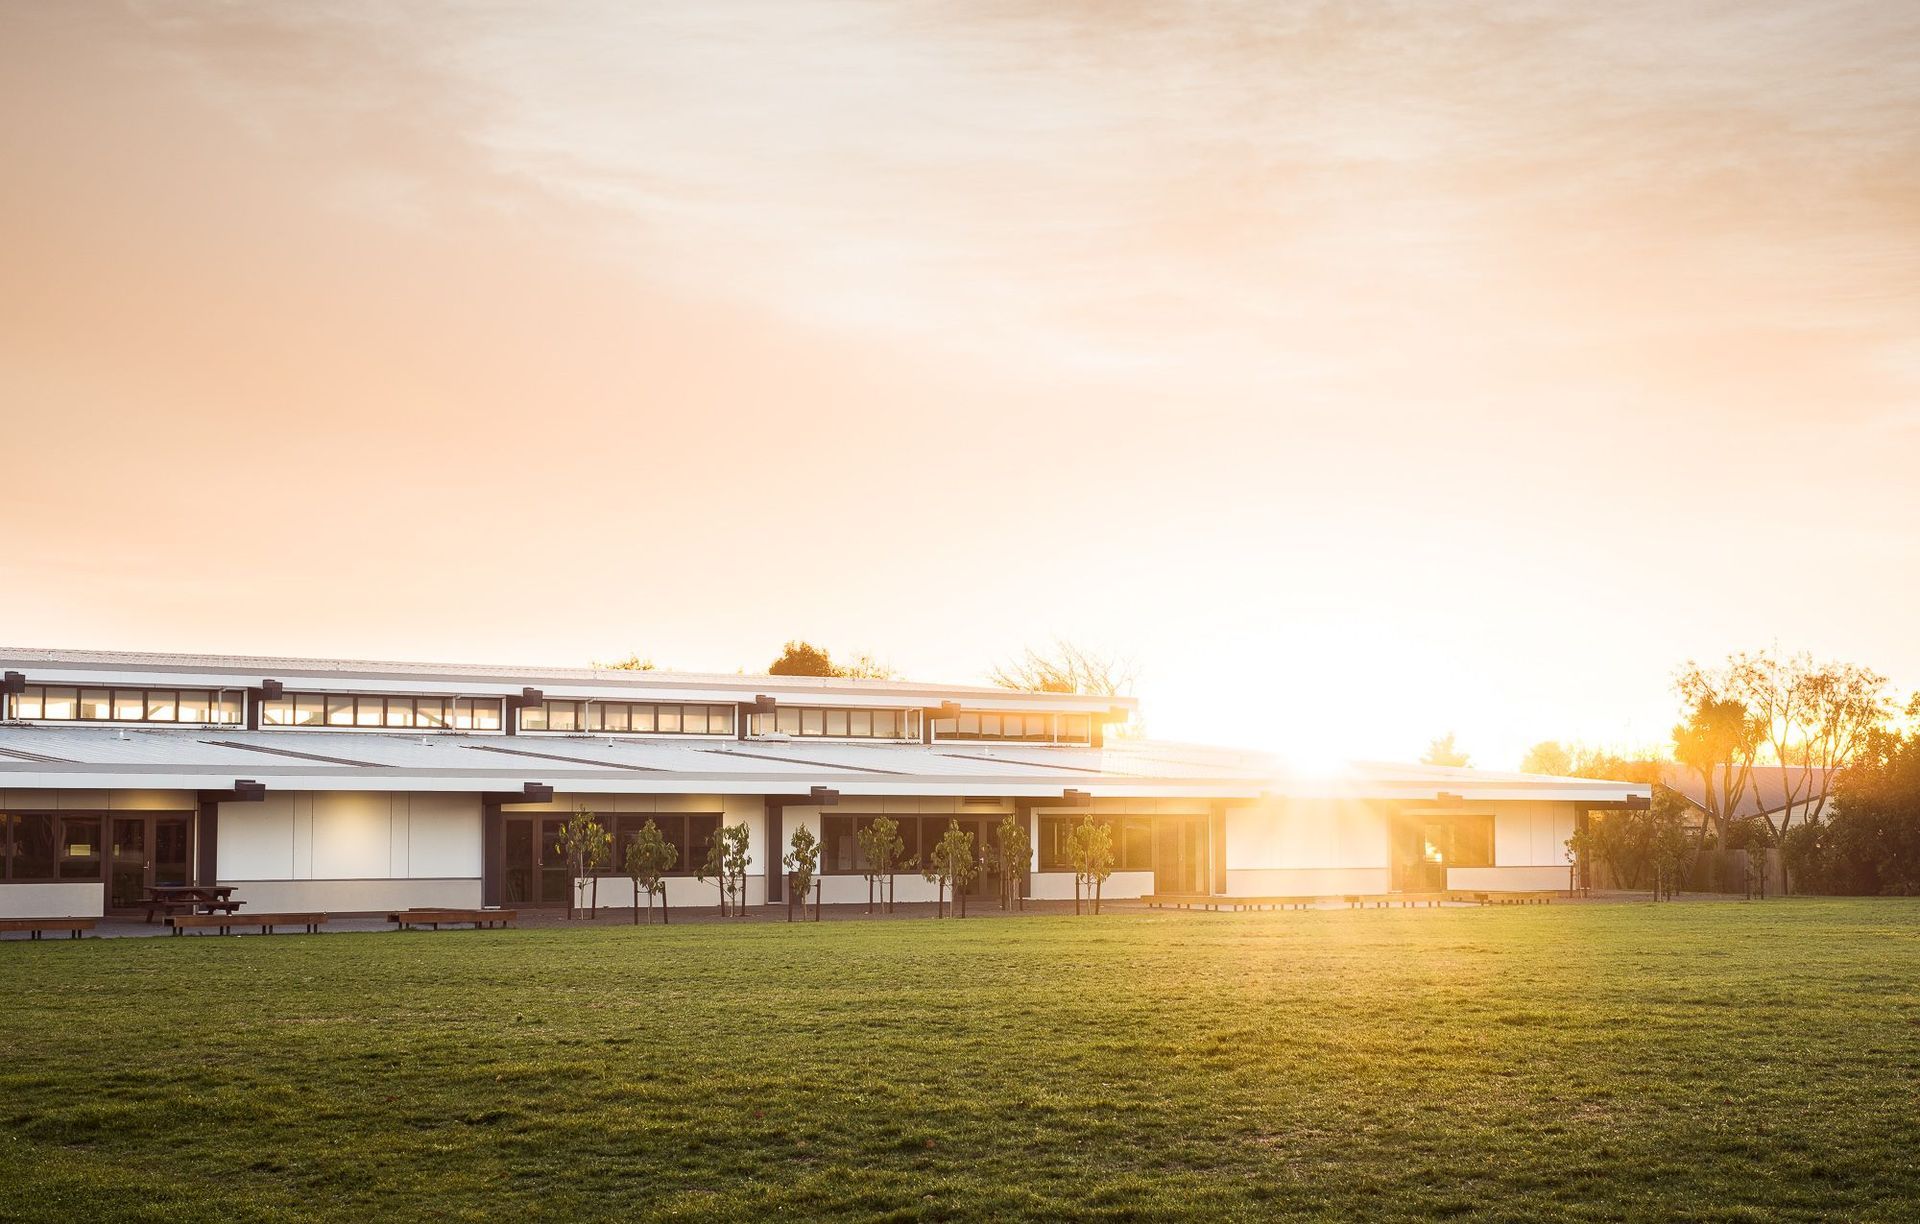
[1028,870,1155,901]
[0,883,104,919]
[218,877,481,914]
[1224,867,1390,897]
[1447,866,1567,892]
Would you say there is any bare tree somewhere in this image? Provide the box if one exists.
[1796,660,1892,824]
[987,639,1136,696]
[1687,651,1892,844]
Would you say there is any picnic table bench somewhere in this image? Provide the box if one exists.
[1449,890,1554,906]
[167,912,328,936]
[387,908,517,930]
[0,917,98,941]
[142,885,243,924]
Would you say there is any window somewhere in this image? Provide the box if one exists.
[931,710,1094,745]
[8,684,238,725]
[1037,814,1153,871]
[261,692,500,732]
[748,706,919,740]
[59,815,101,880]
[1427,815,1495,867]
[520,700,733,736]
[5,814,57,881]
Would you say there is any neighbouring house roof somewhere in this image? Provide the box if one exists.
[1657,764,1837,820]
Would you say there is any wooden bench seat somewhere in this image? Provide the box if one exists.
[1140,894,1211,910]
[1205,895,1321,912]
[387,908,516,930]
[1448,890,1555,906]
[167,912,327,935]
[0,917,97,940]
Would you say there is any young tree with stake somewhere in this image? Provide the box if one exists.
[866,814,906,914]
[556,808,612,920]
[995,812,1031,911]
[624,819,677,924]
[921,819,976,918]
[785,824,821,921]
[1068,815,1115,915]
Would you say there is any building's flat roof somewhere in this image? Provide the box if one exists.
[0,647,1132,714]
[0,724,1651,805]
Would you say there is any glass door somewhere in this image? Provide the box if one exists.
[153,815,192,887]
[504,819,534,904]
[109,817,148,910]
[1154,816,1210,895]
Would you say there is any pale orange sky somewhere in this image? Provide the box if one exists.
[2,2,1916,768]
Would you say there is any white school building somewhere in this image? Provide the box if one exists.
[0,648,1649,918]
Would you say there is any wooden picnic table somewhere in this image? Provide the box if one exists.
[142,885,243,924]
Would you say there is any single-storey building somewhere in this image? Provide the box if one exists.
[0,648,1649,918]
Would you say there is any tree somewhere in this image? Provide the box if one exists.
[1520,741,1573,776]
[698,823,751,916]
[596,653,657,671]
[834,650,898,681]
[860,814,906,913]
[1422,733,1470,768]
[994,812,1030,911]
[1567,788,1692,895]
[1790,659,1892,826]
[556,809,612,921]
[1067,814,1116,914]
[921,820,976,918]
[1672,660,1766,846]
[767,640,897,680]
[784,824,821,921]
[769,640,838,677]
[1783,723,1920,896]
[988,639,1136,697]
[624,819,677,924]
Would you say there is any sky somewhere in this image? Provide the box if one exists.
[2,1,1916,769]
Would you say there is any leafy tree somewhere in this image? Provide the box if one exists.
[785,824,821,921]
[556,809,612,921]
[624,819,677,924]
[988,639,1135,696]
[1421,732,1470,768]
[596,653,658,671]
[1520,741,1573,776]
[1567,788,1693,895]
[1067,814,1116,915]
[835,650,898,681]
[859,815,907,913]
[767,640,896,679]
[921,820,976,918]
[698,823,752,916]
[1671,686,1763,847]
[1783,724,1920,895]
[769,640,838,677]
[994,812,1031,911]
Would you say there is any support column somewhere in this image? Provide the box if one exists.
[482,802,503,906]
[1210,802,1228,895]
[196,800,219,887]
[765,797,785,903]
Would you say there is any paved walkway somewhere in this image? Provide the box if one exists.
[3,888,1765,940]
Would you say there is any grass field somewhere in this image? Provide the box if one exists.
[1,901,1917,1222]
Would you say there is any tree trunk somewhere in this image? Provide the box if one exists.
[633,881,641,925]
[814,878,821,921]
[1095,878,1102,915]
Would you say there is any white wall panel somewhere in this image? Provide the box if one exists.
[0,883,103,920]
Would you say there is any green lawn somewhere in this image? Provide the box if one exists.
[1,902,1917,1222]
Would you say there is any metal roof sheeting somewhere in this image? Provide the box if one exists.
[0,725,1649,805]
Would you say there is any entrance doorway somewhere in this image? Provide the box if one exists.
[502,816,571,906]
[1153,816,1210,895]
[107,814,194,911]
[1391,811,1495,892]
